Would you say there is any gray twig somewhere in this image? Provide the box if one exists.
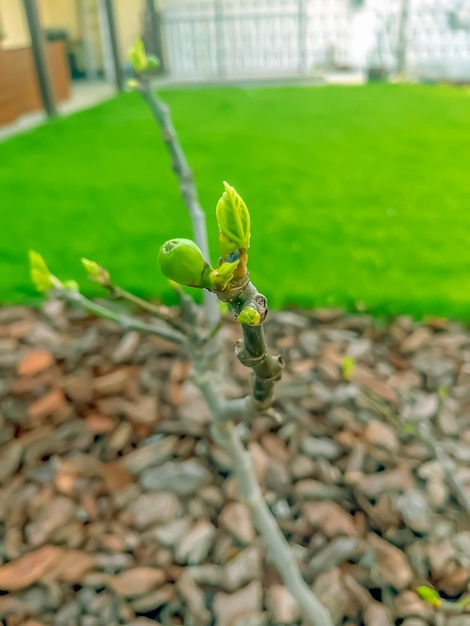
[138,77,220,328]
[191,278,332,626]
[60,289,186,346]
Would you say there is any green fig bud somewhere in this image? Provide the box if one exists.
[147,55,160,69]
[216,181,250,257]
[237,305,261,326]
[158,238,208,287]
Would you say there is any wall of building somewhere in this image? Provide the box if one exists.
[39,0,80,39]
[114,0,145,63]
[0,0,31,50]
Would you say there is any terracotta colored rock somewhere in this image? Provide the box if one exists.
[400,328,432,353]
[224,546,262,592]
[120,436,178,474]
[0,545,63,591]
[175,521,216,565]
[28,389,67,422]
[107,567,166,597]
[177,571,211,624]
[220,502,255,545]
[93,369,132,395]
[85,414,116,434]
[26,496,76,547]
[42,549,97,583]
[364,420,398,453]
[61,374,94,403]
[303,502,358,538]
[213,581,262,626]
[367,533,413,590]
[17,350,54,376]
[129,491,179,529]
[266,584,300,623]
[364,603,393,626]
[0,439,22,482]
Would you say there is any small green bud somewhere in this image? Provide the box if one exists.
[158,238,208,288]
[402,421,416,435]
[219,301,229,316]
[342,355,356,381]
[208,258,240,290]
[438,386,448,399]
[417,586,441,608]
[129,39,148,73]
[237,305,261,326]
[81,258,101,277]
[216,181,250,257]
[81,257,111,286]
[147,55,160,69]
[62,280,79,292]
[126,78,140,91]
[29,250,61,292]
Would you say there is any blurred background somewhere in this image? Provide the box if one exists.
[1,0,470,317]
[3,4,470,625]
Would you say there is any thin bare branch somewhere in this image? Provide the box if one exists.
[216,279,284,410]
[60,289,186,345]
[210,411,333,626]
[192,278,332,626]
[110,286,186,332]
[138,77,220,327]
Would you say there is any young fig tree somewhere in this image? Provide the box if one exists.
[30,181,333,626]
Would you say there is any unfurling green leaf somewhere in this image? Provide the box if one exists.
[158,238,209,288]
[208,258,240,290]
[237,305,261,326]
[29,250,61,292]
[81,258,111,286]
[81,258,101,277]
[128,39,148,73]
[342,355,356,380]
[438,386,448,399]
[417,586,442,608]
[216,181,250,257]
[402,421,416,435]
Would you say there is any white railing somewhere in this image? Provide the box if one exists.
[157,0,470,82]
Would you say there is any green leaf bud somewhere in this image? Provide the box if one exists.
[62,280,79,292]
[81,257,111,286]
[208,258,240,290]
[29,250,61,292]
[342,355,356,381]
[417,586,441,608]
[237,305,261,326]
[128,39,148,73]
[81,258,101,277]
[216,181,250,257]
[126,78,140,91]
[158,238,208,288]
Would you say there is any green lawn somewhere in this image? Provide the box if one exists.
[1,83,470,318]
